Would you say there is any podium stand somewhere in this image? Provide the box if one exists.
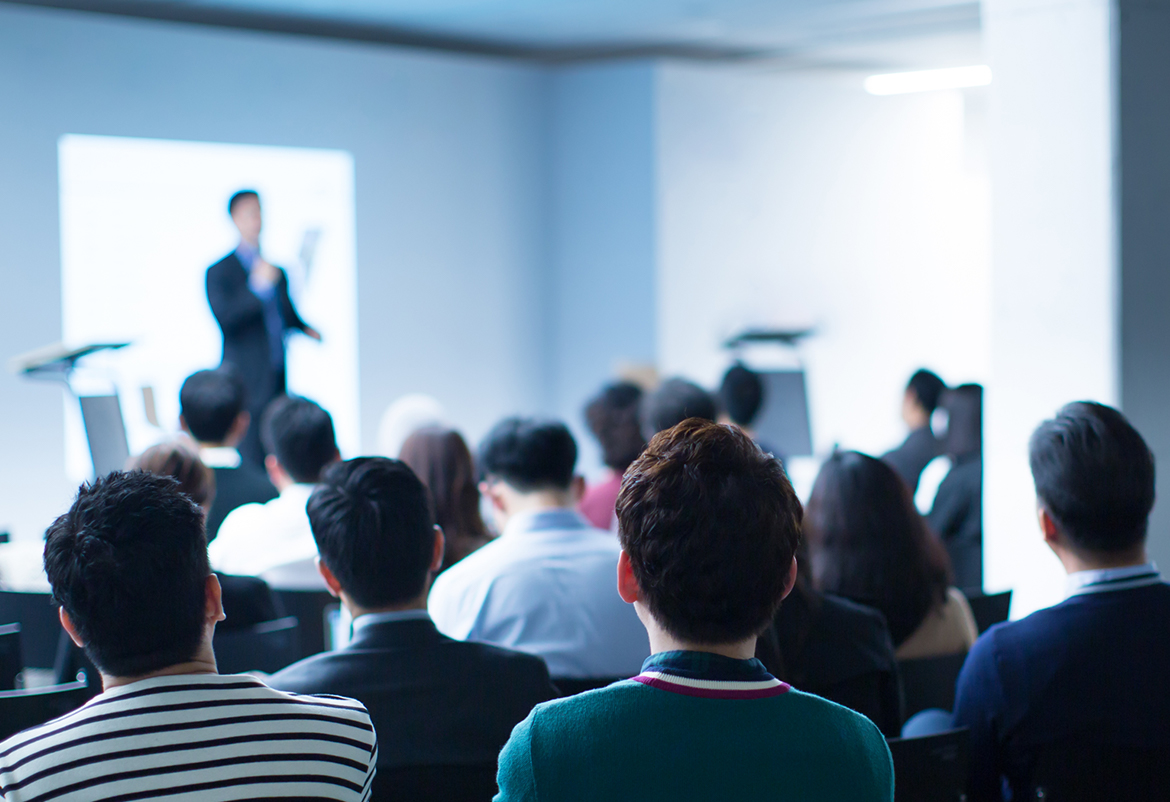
[10,343,132,477]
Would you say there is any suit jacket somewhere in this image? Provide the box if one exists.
[883,426,943,494]
[268,616,557,769]
[206,465,278,542]
[215,572,282,631]
[927,454,982,589]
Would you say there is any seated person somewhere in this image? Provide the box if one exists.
[495,419,893,802]
[180,367,277,540]
[209,395,340,581]
[953,402,1170,801]
[804,451,977,660]
[639,377,717,441]
[428,418,648,680]
[927,383,984,590]
[269,458,556,788]
[882,369,946,494]
[718,362,780,457]
[579,381,645,530]
[0,472,375,800]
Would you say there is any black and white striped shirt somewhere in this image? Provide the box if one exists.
[0,673,377,801]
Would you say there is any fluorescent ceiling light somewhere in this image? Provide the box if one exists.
[865,65,992,96]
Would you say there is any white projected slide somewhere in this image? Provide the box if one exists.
[59,135,359,480]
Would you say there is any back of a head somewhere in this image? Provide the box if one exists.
[399,427,488,540]
[479,417,577,493]
[804,451,949,645]
[43,472,210,677]
[640,378,718,442]
[584,382,646,473]
[906,369,946,415]
[617,418,802,645]
[943,384,983,459]
[127,441,216,511]
[308,458,436,608]
[719,363,765,428]
[180,368,247,445]
[261,395,338,483]
[1029,401,1155,554]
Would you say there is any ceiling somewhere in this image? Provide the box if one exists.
[6,0,982,63]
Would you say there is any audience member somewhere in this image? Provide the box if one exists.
[495,419,893,801]
[428,417,648,680]
[953,402,1170,801]
[805,451,977,660]
[928,383,983,589]
[579,381,645,530]
[883,368,946,494]
[0,472,376,800]
[639,377,717,441]
[399,427,492,570]
[179,367,278,540]
[208,395,339,581]
[270,458,555,791]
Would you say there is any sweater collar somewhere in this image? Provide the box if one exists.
[633,650,790,699]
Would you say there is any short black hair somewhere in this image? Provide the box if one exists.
[907,369,946,415]
[260,395,338,484]
[1029,401,1155,554]
[180,368,247,444]
[617,418,802,644]
[43,472,210,677]
[479,417,577,492]
[584,382,646,472]
[308,458,436,608]
[640,378,718,441]
[719,363,765,427]
[228,189,258,215]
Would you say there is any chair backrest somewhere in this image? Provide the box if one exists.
[0,624,22,690]
[963,590,1012,634]
[270,589,336,661]
[213,616,300,674]
[897,652,968,720]
[1031,740,1170,801]
[552,677,624,697]
[373,764,497,802]
[887,728,970,802]
[0,591,61,669]
[0,681,92,741]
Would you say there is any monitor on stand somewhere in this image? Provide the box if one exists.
[79,395,130,477]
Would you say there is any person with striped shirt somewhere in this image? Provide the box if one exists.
[0,471,377,801]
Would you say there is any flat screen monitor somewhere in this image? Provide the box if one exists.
[79,395,130,477]
[751,370,814,459]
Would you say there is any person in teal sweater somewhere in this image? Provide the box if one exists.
[495,418,894,802]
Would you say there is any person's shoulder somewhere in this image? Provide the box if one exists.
[266,652,347,694]
[207,252,241,274]
[446,636,552,677]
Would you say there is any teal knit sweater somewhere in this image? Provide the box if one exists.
[495,651,894,802]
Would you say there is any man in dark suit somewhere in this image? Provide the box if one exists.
[206,190,320,466]
[179,367,277,541]
[953,402,1170,800]
[268,457,557,795]
[882,369,946,494]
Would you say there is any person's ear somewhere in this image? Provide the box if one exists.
[430,526,446,574]
[179,415,190,435]
[227,411,250,445]
[617,550,641,604]
[1038,504,1061,546]
[779,556,798,602]
[265,454,284,486]
[59,607,85,649]
[316,557,344,599]
[206,574,226,625]
[570,475,586,504]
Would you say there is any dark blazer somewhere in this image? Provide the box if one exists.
[883,426,943,494]
[927,454,982,590]
[953,582,1170,801]
[215,572,282,631]
[268,616,557,769]
[205,464,278,542]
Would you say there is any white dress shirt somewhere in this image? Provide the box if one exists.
[428,508,650,679]
[1065,562,1162,597]
[208,483,318,577]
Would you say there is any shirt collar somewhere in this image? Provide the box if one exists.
[503,507,591,538]
[278,483,317,501]
[633,650,789,699]
[1066,562,1163,597]
[351,609,432,634]
[235,241,259,268]
[198,446,242,469]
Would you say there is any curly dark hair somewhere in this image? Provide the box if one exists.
[617,418,802,644]
[584,382,646,472]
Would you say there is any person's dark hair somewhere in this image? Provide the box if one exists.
[399,428,490,564]
[719,363,765,428]
[805,451,950,647]
[180,368,247,444]
[228,189,259,215]
[260,395,338,483]
[942,384,982,459]
[906,369,946,415]
[308,458,436,608]
[479,417,577,492]
[43,472,211,677]
[617,418,802,644]
[584,382,646,472]
[640,378,718,441]
[127,441,216,511]
[1029,401,1155,554]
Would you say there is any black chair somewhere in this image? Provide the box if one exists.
[0,591,61,668]
[374,764,497,802]
[963,590,1012,635]
[553,677,624,697]
[271,589,336,661]
[0,681,92,741]
[0,623,22,690]
[897,652,967,720]
[887,728,970,802]
[52,629,103,700]
[213,616,300,674]
[1030,740,1170,801]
